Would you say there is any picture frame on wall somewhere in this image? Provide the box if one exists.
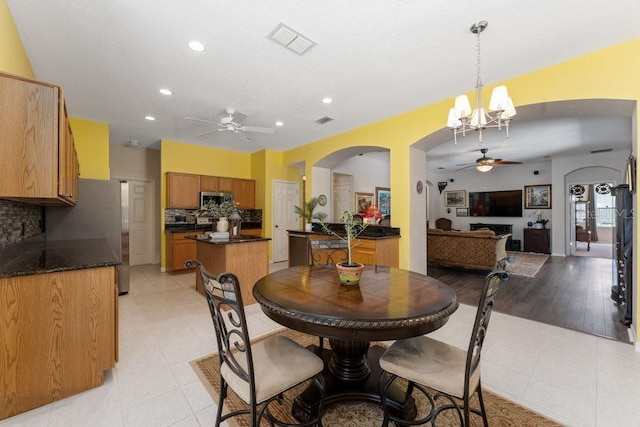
[375,187,391,216]
[524,184,552,209]
[456,207,469,217]
[355,192,374,214]
[444,190,466,207]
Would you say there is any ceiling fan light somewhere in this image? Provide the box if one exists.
[489,86,509,111]
[454,95,472,118]
[476,164,493,172]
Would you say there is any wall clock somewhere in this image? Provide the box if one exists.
[416,180,423,194]
[317,194,327,206]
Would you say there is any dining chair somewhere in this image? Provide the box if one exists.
[378,269,510,426]
[308,238,349,349]
[186,259,326,427]
[434,217,454,231]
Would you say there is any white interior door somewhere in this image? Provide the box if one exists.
[272,180,299,263]
[129,180,154,265]
[332,173,353,220]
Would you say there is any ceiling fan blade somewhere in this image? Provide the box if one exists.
[241,126,274,134]
[495,160,523,165]
[455,162,474,167]
[195,128,221,137]
[455,164,475,171]
[185,116,220,125]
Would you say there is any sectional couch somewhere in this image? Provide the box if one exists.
[427,228,511,271]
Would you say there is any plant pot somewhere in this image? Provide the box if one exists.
[335,262,365,286]
[305,223,313,232]
[216,217,229,232]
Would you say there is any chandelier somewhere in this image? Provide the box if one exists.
[447,21,516,144]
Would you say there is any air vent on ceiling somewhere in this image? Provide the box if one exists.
[268,23,316,55]
[315,116,334,124]
[591,148,613,154]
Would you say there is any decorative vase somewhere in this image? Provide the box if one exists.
[305,223,313,232]
[335,262,365,286]
[216,217,229,232]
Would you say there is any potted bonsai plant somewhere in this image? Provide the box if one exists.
[294,197,328,232]
[319,208,368,285]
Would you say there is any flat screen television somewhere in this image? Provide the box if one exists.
[468,190,523,217]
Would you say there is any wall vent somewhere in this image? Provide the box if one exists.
[315,116,334,124]
[590,148,613,154]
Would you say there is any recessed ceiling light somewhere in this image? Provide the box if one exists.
[188,41,204,52]
[322,97,332,104]
[159,88,172,96]
[275,121,284,127]
[144,115,155,121]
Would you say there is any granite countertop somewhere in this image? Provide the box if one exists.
[187,234,271,245]
[165,224,262,233]
[288,224,401,239]
[0,238,120,279]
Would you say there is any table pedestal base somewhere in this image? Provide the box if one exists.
[292,344,417,422]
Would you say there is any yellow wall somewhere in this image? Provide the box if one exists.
[159,139,254,267]
[282,38,640,270]
[69,118,110,180]
[0,0,33,78]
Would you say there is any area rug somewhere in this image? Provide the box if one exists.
[505,251,549,278]
[190,329,561,427]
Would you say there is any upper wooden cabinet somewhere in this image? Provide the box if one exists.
[233,178,255,209]
[218,177,234,192]
[166,172,200,208]
[0,72,78,205]
[200,175,219,192]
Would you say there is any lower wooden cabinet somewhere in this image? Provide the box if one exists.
[0,266,118,420]
[523,228,551,254]
[166,231,204,273]
[352,237,400,267]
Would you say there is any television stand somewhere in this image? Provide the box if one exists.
[470,223,513,250]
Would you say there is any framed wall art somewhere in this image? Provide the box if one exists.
[456,207,469,217]
[355,192,374,214]
[524,184,552,209]
[444,190,466,207]
[375,187,391,216]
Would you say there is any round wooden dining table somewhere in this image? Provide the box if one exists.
[253,264,459,421]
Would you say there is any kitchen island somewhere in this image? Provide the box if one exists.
[187,234,271,305]
[0,238,119,420]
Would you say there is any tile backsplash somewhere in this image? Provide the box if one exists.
[0,200,43,248]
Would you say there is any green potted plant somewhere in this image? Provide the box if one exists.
[319,208,368,285]
[203,199,237,232]
[294,197,328,232]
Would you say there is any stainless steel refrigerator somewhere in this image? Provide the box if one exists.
[44,178,130,294]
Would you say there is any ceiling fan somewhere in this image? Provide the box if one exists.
[185,107,274,141]
[456,148,522,172]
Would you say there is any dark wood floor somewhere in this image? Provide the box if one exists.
[428,255,631,343]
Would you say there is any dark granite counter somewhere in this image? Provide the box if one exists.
[288,223,401,239]
[187,234,271,245]
[0,238,120,279]
[165,224,263,233]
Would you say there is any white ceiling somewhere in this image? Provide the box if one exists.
[7,0,640,169]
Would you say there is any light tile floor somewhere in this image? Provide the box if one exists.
[2,263,640,427]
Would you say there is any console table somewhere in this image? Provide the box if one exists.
[524,228,551,254]
[470,223,513,250]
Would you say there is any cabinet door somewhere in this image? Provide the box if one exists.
[58,96,78,204]
[200,175,219,191]
[166,172,200,208]
[233,178,256,208]
[172,239,197,271]
[0,74,58,200]
[218,177,234,192]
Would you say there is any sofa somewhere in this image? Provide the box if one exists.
[427,228,511,271]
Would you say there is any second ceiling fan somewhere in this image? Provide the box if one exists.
[456,148,522,172]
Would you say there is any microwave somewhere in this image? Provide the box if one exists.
[200,191,234,208]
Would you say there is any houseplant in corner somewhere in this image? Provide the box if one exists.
[319,208,368,285]
[294,197,328,232]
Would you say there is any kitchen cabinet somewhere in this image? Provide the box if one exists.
[166,230,204,273]
[233,178,256,208]
[200,175,219,192]
[218,177,234,192]
[0,266,118,419]
[166,172,200,208]
[524,228,550,254]
[0,72,78,205]
[352,237,399,267]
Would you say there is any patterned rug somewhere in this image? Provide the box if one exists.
[506,251,549,277]
[190,329,561,426]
